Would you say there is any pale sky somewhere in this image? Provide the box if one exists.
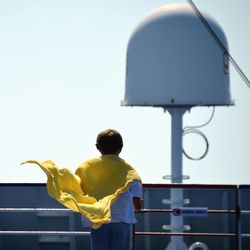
[0,0,249,184]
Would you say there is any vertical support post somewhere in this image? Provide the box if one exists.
[170,108,185,183]
[236,186,241,250]
[132,224,136,250]
[166,108,188,250]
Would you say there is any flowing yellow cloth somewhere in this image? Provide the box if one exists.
[22,156,141,229]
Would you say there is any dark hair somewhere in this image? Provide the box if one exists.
[96,129,123,154]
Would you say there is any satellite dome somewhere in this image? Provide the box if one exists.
[122,4,233,107]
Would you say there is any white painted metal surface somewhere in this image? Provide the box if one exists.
[123,4,232,107]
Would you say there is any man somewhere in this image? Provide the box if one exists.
[76,129,143,250]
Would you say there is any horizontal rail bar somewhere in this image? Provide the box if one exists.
[143,183,238,189]
[0,230,236,238]
[0,183,238,189]
[241,210,250,215]
[207,209,236,214]
[241,234,250,238]
[135,232,236,237]
[0,231,90,236]
[0,183,46,187]
[239,185,250,189]
[139,209,172,213]
[0,208,71,212]
[139,209,236,214]
[0,208,236,215]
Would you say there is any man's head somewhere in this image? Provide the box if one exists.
[96,129,123,155]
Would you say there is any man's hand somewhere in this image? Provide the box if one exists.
[133,197,143,212]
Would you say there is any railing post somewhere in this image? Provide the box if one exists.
[236,186,241,250]
[132,224,136,250]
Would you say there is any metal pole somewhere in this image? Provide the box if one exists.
[170,108,185,183]
[166,108,188,250]
[237,187,241,250]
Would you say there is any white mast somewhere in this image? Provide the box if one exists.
[122,4,233,249]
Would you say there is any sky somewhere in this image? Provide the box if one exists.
[0,0,249,184]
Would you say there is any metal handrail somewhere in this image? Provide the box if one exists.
[0,231,90,236]
[139,208,236,214]
[0,183,247,249]
[133,183,239,250]
[0,208,71,212]
[135,232,236,237]
[0,207,236,214]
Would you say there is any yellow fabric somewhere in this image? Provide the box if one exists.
[21,155,141,229]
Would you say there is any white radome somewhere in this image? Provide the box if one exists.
[123,4,233,107]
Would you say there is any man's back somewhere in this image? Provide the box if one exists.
[75,154,141,201]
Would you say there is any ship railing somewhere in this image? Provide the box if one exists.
[133,183,239,250]
[0,183,250,249]
[238,185,250,249]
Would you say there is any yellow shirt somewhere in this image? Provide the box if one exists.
[76,155,141,200]
[22,155,141,229]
